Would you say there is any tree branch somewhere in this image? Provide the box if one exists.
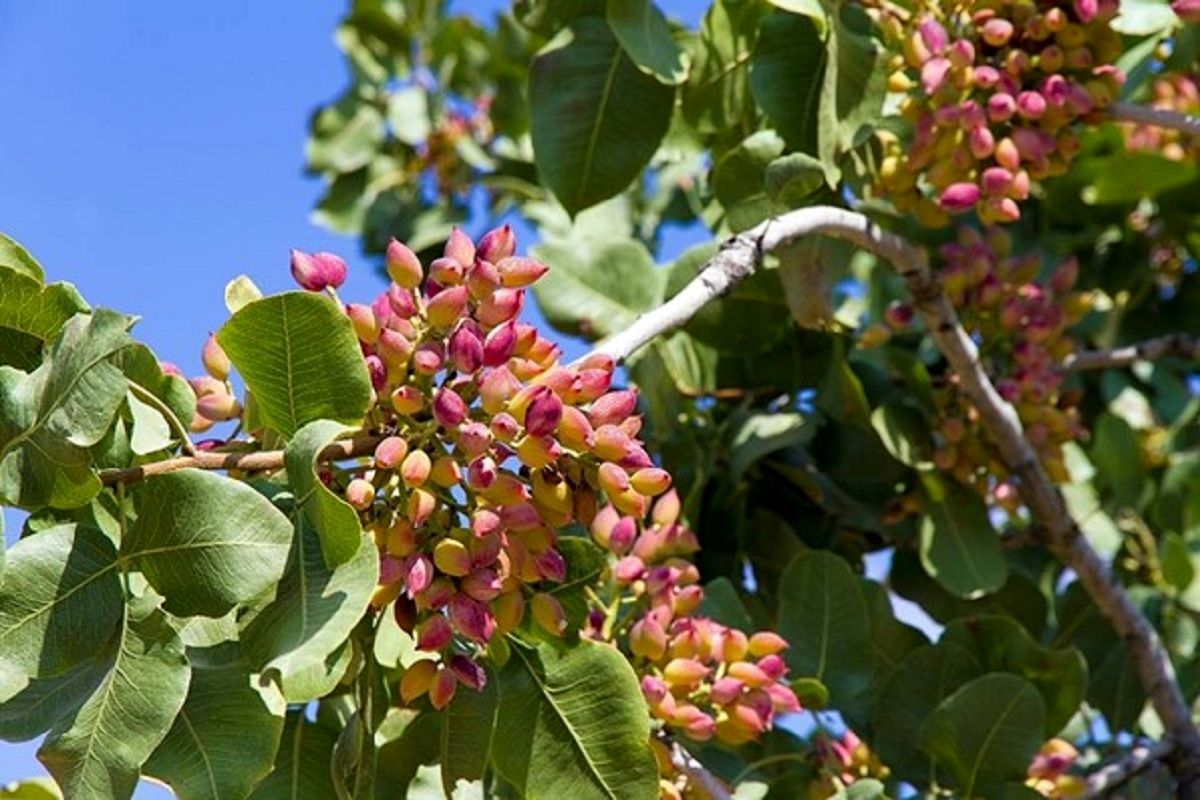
[655,731,732,800]
[586,206,1200,795]
[1109,101,1200,137]
[1063,334,1200,371]
[1081,740,1174,799]
[97,434,383,485]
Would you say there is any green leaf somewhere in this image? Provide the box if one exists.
[712,130,786,231]
[919,473,1008,599]
[818,5,886,181]
[285,421,364,568]
[777,550,873,713]
[942,616,1087,735]
[248,711,338,800]
[441,664,498,793]
[871,401,933,469]
[683,0,765,135]
[0,652,111,743]
[858,578,926,676]
[113,344,196,434]
[216,292,371,439]
[873,642,984,783]
[1090,412,1147,509]
[126,389,172,456]
[530,17,675,215]
[387,87,431,146]
[696,577,755,631]
[307,97,385,174]
[375,710,442,795]
[0,524,122,681]
[0,266,89,371]
[38,600,190,800]
[766,0,826,20]
[606,0,688,85]
[241,521,377,702]
[1087,153,1198,204]
[0,310,133,509]
[728,411,814,480]
[0,233,45,282]
[1163,532,1196,592]
[764,152,827,206]
[491,640,659,800]
[224,275,263,314]
[0,780,60,800]
[125,468,292,619]
[1113,0,1178,35]
[145,643,285,800]
[750,11,826,155]
[918,674,1046,797]
[531,239,664,340]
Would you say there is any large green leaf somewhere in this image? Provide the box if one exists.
[712,130,786,231]
[0,651,111,743]
[0,310,132,509]
[919,473,1008,599]
[247,712,338,800]
[306,96,385,175]
[918,674,1046,797]
[241,520,377,702]
[942,616,1086,735]
[777,550,873,716]
[682,0,765,135]
[0,233,45,282]
[750,11,825,155]
[529,17,675,215]
[872,642,984,784]
[531,239,664,340]
[0,524,122,681]
[491,640,659,800]
[145,643,285,800]
[125,470,292,618]
[285,420,364,568]
[605,0,688,85]
[817,4,886,179]
[1090,412,1148,509]
[0,266,89,371]
[441,664,498,794]
[112,343,196,440]
[216,292,371,439]
[0,779,60,800]
[38,600,190,800]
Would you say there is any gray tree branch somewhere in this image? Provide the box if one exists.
[1110,101,1200,137]
[586,205,1200,796]
[1063,334,1200,371]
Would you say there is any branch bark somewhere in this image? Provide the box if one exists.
[587,206,1200,796]
[1063,334,1200,371]
[1081,740,1174,799]
[1109,101,1200,137]
[98,434,383,485]
[656,731,733,800]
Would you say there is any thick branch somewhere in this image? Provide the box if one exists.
[98,434,383,485]
[587,206,1200,795]
[1110,101,1200,137]
[1063,334,1200,371]
[656,732,732,800]
[1082,740,1174,799]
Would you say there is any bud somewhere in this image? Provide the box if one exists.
[312,253,347,289]
[748,631,789,657]
[378,328,415,370]
[536,548,567,583]
[391,384,424,415]
[986,93,1017,123]
[462,567,502,602]
[476,288,524,327]
[524,387,563,437]
[416,614,453,651]
[429,257,465,287]
[711,677,745,706]
[399,659,438,703]
[466,258,500,300]
[630,616,667,660]
[480,366,521,414]
[196,392,242,422]
[727,661,771,688]
[450,654,488,691]
[1173,0,1200,22]
[407,488,437,527]
[496,256,548,288]
[401,449,432,487]
[652,489,682,526]
[917,16,948,54]
[482,321,517,366]
[530,592,567,636]
[443,227,475,268]
[477,224,516,263]
[345,478,375,510]
[432,388,468,428]
[386,238,424,289]
[492,591,525,635]
[938,182,980,213]
[374,436,408,469]
[201,334,231,380]
[445,325,483,374]
[614,555,646,584]
[981,18,1014,46]
[631,468,671,496]
[467,456,498,490]
[449,594,496,642]
[556,406,595,451]
[1016,90,1047,120]
[433,538,472,577]
[981,166,1015,195]
[429,666,458,710]
[426,285,469,329]
[405,553,434,597]
[664,658,710,686]
[290,249,327,291]
[387,518,417,558]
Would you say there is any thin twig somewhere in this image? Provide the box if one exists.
[1063,334,1200,371]
[585,205,1200,796]
[1109,101,1200,137]
[97,434,383,485]
[655,731,733,800]
[1081,740,1174,798]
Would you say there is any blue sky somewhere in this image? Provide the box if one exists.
[0,0,713,792]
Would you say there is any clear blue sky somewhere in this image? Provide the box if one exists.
[0,1,713,792]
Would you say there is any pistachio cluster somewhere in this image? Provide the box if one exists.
[1123,73,1200,160]
[582,493,800,749]
[870,0,1123,225]
[807,730,891,799]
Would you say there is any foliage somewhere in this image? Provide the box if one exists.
[5,0,1200,798]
